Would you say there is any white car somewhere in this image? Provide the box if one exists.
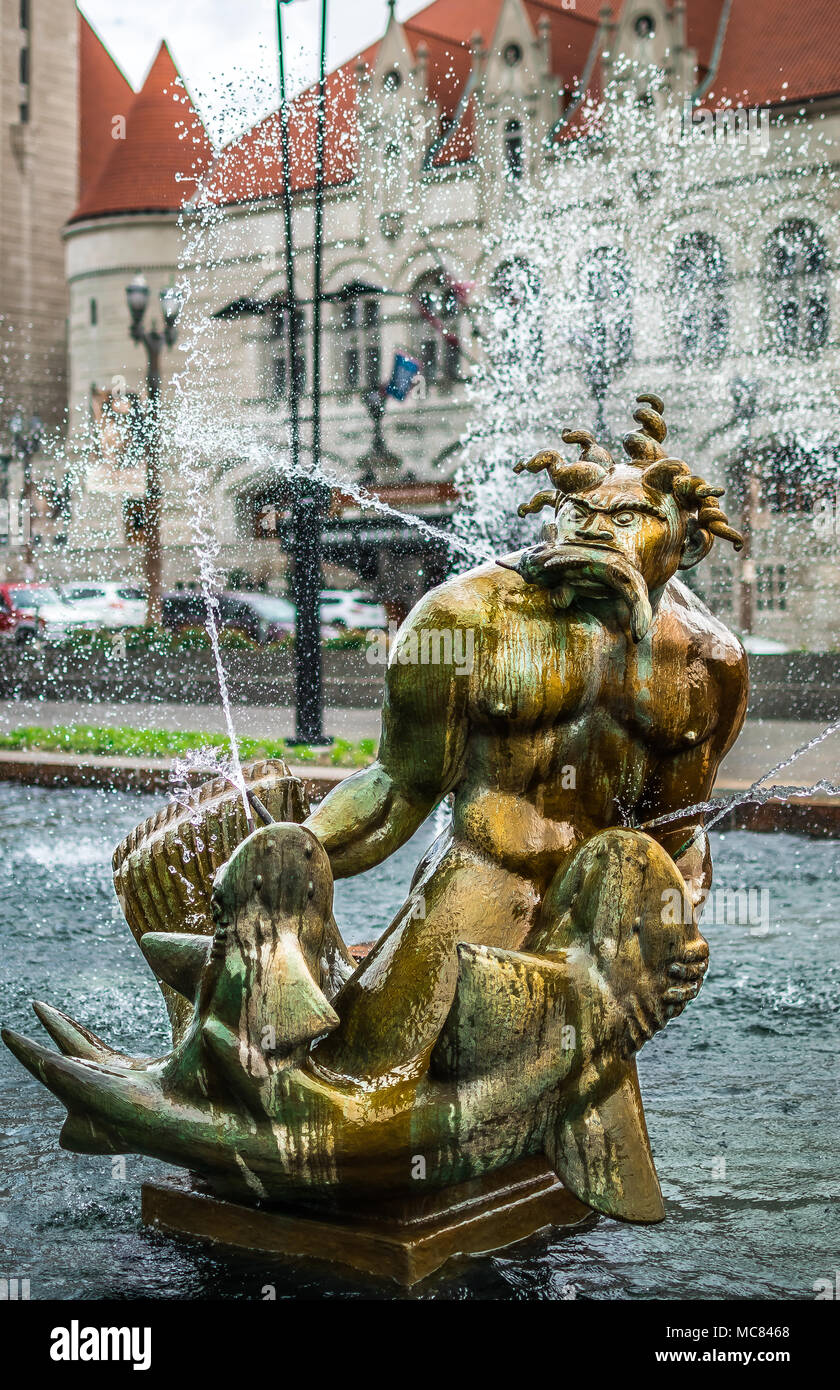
[60,582,148,629]
[738,633,792,655]
[319,589,387,630]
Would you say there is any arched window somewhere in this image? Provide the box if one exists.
[413,269,462,387]
[489,258,542,364]
[491,257,539,308]
[672,232,728,360]
[764,220,829,354]
[338,293,381,394]
[579,247,633,389]
[504,120,524,181]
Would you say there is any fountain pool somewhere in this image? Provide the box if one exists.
[0,782,837,1300]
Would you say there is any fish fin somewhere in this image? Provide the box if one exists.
[2,1027,158,1130]
[32,1000,121,1062]
[201,1018,266,1113]
[59,1110,124,1155]
[431,942,568,1080]
[140,932,212,1000]
[545,1058,665,1223]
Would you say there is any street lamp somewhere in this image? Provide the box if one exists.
[7,410,43,570]
[276,0,331,745]
[125,273,182,624]
[360,351,421,483]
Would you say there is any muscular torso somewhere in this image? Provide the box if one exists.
[402,562,746,890]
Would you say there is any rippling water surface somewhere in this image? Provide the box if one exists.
[0,784,837,1300]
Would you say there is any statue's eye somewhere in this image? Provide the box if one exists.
[613,511,636,526]
[569,505,588,521]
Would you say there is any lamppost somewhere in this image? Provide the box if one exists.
[730,377,760,636]
[7,410,43,572]
[125,273,182,625]
[276,0,331,745]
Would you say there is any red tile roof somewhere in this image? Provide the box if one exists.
[78,13,135,206]
[71,40,213,223]
[76,1,840,219]
[708,0,840,106]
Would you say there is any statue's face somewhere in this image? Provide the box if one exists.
[554,473,685,592]
[512,465,701,640]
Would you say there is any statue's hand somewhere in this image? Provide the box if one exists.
[662,937,709,1018]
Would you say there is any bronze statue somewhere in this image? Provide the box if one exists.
[3,395,748,1280]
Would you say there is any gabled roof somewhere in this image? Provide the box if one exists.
[78,12,135,205]
[71,40,213,223]
[75,1,840,219]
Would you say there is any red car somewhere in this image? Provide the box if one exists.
[0,582,60,642]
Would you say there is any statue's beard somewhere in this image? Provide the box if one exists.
[500,538,654,642]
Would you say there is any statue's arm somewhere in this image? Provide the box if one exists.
[304,616,468,878]
[640,649,748,906]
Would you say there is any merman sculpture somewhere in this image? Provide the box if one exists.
[3,395,749,1284]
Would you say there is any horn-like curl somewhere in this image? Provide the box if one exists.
[517,489,557,517]
[561,428,614,467]
[640,457,691,493]
[513,441,608,517]
[624,393,668,464]
[641,459,745,553]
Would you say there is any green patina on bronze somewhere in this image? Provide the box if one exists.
[3,394,749,1237]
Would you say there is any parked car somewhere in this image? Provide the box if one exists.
[319,589,387,630]
[60,581,147,629]
[1,583,49,641]
[737,633,792,655]
[162,590,341,644]
[0,583,99,643]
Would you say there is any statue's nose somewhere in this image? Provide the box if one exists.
[577,513,613,540]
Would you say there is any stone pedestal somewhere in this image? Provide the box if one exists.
[141,1157,596,1286]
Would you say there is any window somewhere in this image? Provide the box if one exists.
[579,246,633,386]
[413,270,462,386]
[491,258,539,310]
[504,120,524,181]
[20,0,29,29]
[339,295,381,394]
[672,233,728,360]
[759,441,836,514]
[764,220,829,355]
[489,258,543,364]
[90,299,98,327]
[756,564,787,612]
[634,14,656,38]
[265,307,306,401]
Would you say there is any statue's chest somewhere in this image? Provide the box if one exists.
[470,617,713,752]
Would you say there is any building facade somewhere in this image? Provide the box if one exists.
[0,0,81,571]
[55,0,840,646]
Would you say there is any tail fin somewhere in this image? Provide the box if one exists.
[545,1058,665,1223]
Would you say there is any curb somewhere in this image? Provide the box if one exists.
[0,751,837,835]
[0,750,348,802]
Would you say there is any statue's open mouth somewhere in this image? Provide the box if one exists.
[500,539,654,642]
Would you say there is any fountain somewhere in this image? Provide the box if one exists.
[3,21,839,1302]
[4,392,761,1285]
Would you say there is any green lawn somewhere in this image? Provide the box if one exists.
[0,724,377,768]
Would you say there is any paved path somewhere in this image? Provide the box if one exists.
[0,700,838,786]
